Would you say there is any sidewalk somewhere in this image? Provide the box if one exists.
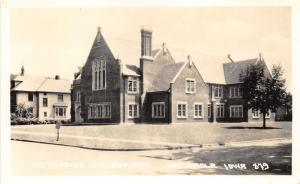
[11,130,292,151]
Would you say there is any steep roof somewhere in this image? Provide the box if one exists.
[123,64,140,77]
[11,75,71,93]
[223,58,267,84]
[148,62,185,91]
[91,29,141,77]
[91,29,175,77]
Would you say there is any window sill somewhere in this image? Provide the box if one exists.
[92,88,106,91]
[127,92,139,95]
[128,117,140,119]
[185,92,196,95]
[152,116,165,119]
[194,117,203,119]
[177,117,187,119]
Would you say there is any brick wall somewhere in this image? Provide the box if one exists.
[122,76,141,123]
[171,63,209,123]
[80,35,121,124]
[142,91,170,123]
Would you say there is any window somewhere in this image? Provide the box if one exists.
[76,91,81,102]
[44,112,47,117]
[88,103,111,119]
[186,79,196,93]
[92,59,106,90]
[128,103,139,118]
[265,110,271,119]
[58,94,64,102]
[28,93,33,101]
[216,103,224,118]
[230,105,243,118]
[194,103,204,118]
[230,87,242,98]
[152,102,165,118]
[43,98,48,107]
[55,107,66,117]
[177,102,187,119]
[128,77,138,94]
[252,110,260,118]
[208,103,211,118]
[214,86,223,98]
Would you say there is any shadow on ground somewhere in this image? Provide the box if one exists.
[224,126,281,130]
[141,144,292,175]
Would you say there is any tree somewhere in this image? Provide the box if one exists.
[15,103,33,118]
[239,62,286,128]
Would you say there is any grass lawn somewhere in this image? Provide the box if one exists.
[11,121,291,145]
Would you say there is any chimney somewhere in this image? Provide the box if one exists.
[227,54,234,63]
[162,42,167,55]
[55,75,60,80]
[141,27,152,57]
[187,55,192,67]
[259,52,262,61]
[20,65,24,76]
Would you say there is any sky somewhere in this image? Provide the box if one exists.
[10,7,291,91]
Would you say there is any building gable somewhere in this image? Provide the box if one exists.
[223,57,271,84]
[171,61,207,93]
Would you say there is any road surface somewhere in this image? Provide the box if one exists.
[11,140,291,175]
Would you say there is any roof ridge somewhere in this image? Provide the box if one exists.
[223,57,258,65]
[36,78,48,91]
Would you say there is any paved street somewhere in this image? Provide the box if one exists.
[11,140,291,175]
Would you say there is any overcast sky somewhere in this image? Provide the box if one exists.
[10,7,291,91]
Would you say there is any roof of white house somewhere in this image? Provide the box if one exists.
[11,75,71,93]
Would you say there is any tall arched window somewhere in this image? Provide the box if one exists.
[92,58,106,90]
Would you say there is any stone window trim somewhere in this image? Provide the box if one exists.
[88,102,111,119]
[92,57,106,91]
[177,101,188,119]
[194,102,204,119]
[152,102,165,119]
[186,78,196,94]
[229,87,242,98]
[127,77,139,94]
[265,110,271,119]
[252,110,260,119]
[216,103,225,118]
[230,105,243,118]
[208,102,211,118]
[128,102,139,119]
[213,85,223,99]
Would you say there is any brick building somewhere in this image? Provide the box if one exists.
[11,69,71,121]
[71,27,274,124]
